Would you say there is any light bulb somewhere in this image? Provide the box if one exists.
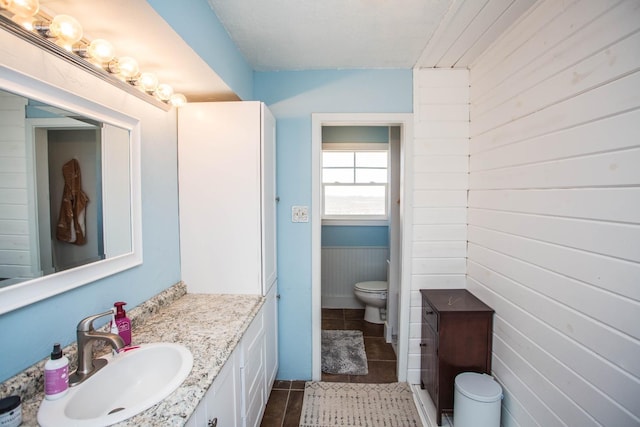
[11,13,34,30]
[6,0,39,17]
[114,56,139,78]
[49,14,83,46]
[169,93,187,107]
[87,39,115,63]
[155,83,173,101]
[138,72,158,93]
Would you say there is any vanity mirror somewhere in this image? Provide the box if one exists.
[0,65,142,315]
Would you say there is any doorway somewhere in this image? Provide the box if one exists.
[27,118,104,276]
[311,113,414,382]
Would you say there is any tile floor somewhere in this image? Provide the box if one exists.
[260,308,397,427]
[260,380,307,427]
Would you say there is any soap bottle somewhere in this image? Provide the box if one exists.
[113,301,132,346]
[44,343,69,400]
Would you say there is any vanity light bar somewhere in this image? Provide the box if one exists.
[0,1,187,108]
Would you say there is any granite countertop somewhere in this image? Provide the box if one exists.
[17,290,264,426]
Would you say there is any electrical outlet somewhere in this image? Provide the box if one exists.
[292,206,309,223]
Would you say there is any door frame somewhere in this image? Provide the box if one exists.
[25,118,97,277]
[311,113,414,381]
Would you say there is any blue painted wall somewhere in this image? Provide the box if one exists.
[0,107,181,382]
[0,8,412,384]
[147,0,254,101]
[0,1,250,382]
[322,226,388,247]
[255,69,412,379]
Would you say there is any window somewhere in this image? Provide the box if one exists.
[322,149,388,220]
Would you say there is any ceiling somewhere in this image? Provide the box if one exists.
[207,0,537,71]
[32,0,536,100]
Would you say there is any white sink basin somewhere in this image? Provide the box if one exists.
[38,342,193,427]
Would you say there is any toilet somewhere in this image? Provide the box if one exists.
[353,281,388,324]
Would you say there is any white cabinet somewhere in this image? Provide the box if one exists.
[241,304,266,427]
[178,101,277,296]
[179,101,278,426]
[185,298,278,427]
[241,284,279,427]
[185,350,241,427]
[264,284,278,393]
[206,351,242,427]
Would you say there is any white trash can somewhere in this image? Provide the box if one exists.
[454,372,503,427]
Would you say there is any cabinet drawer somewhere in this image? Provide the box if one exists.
[423,301,438,332]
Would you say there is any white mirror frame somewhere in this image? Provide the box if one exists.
[0,65,143,315]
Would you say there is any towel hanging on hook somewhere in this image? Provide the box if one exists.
[56,158,89,245]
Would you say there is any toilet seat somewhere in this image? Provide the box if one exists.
[354,281,388,293]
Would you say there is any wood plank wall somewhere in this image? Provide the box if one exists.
[0,92,30,279]
[408,68,470,383]
[468,0,640,425]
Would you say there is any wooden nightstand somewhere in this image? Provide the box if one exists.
[420,289,494,426]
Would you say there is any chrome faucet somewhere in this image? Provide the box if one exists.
[69,310,125,386]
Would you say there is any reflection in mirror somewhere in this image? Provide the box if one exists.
[0,14,143,315]
[0,87,133,296]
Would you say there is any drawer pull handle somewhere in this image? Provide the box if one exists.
[425,310,434,315]
[419,343,426,347]
[208,418,218,427]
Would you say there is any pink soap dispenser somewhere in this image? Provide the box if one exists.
[113,302,132,346]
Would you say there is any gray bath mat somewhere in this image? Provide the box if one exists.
[299,382,423,426]
[321,330,368,375]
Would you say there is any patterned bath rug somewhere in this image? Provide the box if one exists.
[299,382,423,427]
[321,330,368,375]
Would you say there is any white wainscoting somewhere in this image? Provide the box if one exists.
[321,246,388,308]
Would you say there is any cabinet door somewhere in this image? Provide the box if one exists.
[206,352,241,427]
[264,282,278,391]
[178,102,263,295]
[184,399,206,427]
[421,317,437,402]
[261,104,277,294]
[241,308,266,427]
